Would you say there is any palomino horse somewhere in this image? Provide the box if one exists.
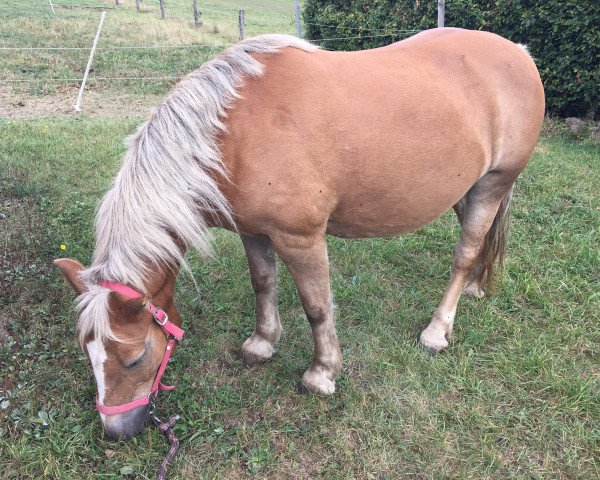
[56,28,544,439]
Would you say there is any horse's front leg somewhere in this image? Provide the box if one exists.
[271,232,342,395]
[240,234,282,367]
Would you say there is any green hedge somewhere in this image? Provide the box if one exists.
[303,0,599,117]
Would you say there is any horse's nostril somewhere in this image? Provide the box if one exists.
[103,405,149,440]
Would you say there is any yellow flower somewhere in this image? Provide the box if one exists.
[42,125,49,134]
[60,244,66,251]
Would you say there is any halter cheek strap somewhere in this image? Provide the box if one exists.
[95,281,184,416]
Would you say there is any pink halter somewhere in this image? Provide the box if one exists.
[95,281,185,416]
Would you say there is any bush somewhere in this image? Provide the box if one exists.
[303,0,599,117]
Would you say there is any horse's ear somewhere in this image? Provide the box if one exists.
[54,258,87,295]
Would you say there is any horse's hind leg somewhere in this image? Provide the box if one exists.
[270,232,342,395]
[420,171,515,353]
[241,234,282,367]
[453,198,485,298]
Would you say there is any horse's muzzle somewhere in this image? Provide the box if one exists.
[102,404,150,440]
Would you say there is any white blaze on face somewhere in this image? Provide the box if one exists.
[86,338,108,423]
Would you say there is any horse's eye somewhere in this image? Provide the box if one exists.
[126,353,145,369]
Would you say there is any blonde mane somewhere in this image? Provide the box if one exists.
[76,34,317,344]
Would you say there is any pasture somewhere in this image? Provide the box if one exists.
[1,1,599,479]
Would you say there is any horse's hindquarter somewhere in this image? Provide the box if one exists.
[222,29,544,238]
[322,37,493,237]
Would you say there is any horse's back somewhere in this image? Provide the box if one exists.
[221,29,544,238]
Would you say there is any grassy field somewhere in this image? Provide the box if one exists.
[1,0,298,117]
[1,2,600,479]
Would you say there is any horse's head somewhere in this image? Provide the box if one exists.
[55,258,181,440]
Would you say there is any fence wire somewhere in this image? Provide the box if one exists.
[304,21,420,33]
[4,76,186,82]
[0,44,230,51]
[2,6,421,97]
[0,32,417,52]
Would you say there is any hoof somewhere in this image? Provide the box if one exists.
[300,368,336,396]
[463,282,485,299]
[297,382,310,395]
[421,344,445,356]
[419,327,449,354]
[241,334,275,368]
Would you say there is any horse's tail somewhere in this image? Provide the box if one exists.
[475,184,515,290]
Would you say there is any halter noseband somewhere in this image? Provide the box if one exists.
[95,281,185,416]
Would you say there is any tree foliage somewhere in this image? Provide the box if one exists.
[304,0,599,117]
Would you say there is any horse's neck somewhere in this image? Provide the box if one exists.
[140,260,178,298]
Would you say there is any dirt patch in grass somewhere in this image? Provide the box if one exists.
[1,195,34,296]
[0,84,166,118]
[269,433,324,479]
[0,311,11,345]
[0,175,48,300]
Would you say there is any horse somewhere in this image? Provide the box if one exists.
[55,28,545,440]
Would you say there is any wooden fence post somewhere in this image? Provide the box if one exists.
[159,0,166,19]
[193,0,202,26]
[437,0,445,28]
[294,0,302,38]
[136,0,141,11]
[238,10,245,40]
[115,0,120,5]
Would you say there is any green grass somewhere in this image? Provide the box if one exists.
[1,2,600,479]
[1,122,599,480]
[0,0,299,116]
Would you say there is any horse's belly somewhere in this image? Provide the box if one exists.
[326,219,419,238]
[326,209,436,238]
[326,155,483,238]
[326,194,457,238]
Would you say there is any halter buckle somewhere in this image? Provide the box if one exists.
[153,308,169,326]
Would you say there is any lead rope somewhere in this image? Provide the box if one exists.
[149,395,181,480]
[150,410,181,480]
